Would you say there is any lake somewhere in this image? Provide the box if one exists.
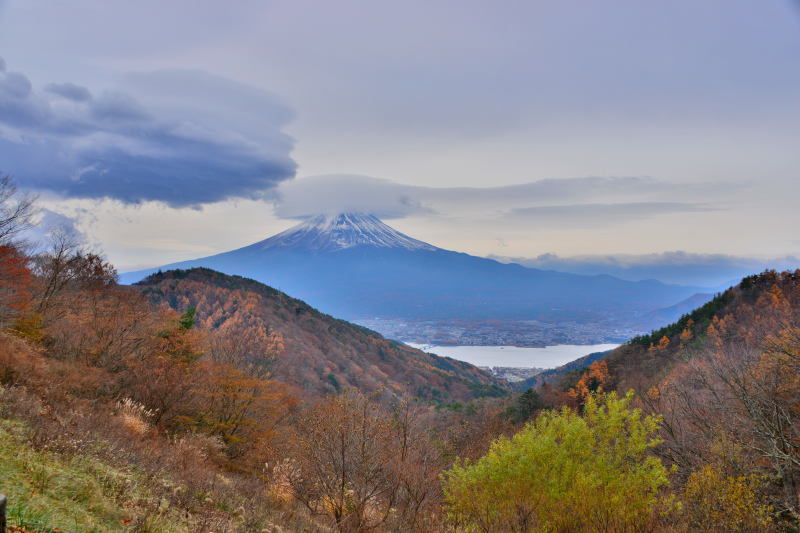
[405,343,620,369]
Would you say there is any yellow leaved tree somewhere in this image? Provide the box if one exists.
[442,391,672,532]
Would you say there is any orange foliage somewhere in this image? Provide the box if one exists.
[568,360,611,406]
[649,335,670,353]
[0,244,34,326]
[192,363,295,456]
[138,269,504,402]
[0,332,47,387]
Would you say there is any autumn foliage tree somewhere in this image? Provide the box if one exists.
[442,391,671,533]
[568,359,611,407]
[192,363,294,460]
[682,465,774,532]
[287,390,442,532]
[0,175,36,328]
[118,307,207,427]
[0,244,34,327]
[31,232,118,325]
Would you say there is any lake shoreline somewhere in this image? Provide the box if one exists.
[405,342,620,369]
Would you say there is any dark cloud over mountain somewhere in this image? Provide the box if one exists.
[0,58,296,207]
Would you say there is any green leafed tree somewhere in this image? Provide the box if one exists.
[505,388,543,425]
[442,390,671,532]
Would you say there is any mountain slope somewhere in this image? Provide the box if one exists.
[122,213,702,329]
[512,348,613,392]
[541,269,800,397]
[137,268,506,402]
[635,292,716,330]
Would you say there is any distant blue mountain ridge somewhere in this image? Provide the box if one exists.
[489,251,799,289]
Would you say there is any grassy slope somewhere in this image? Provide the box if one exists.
[0,414,279,533]
[0,419,132,533]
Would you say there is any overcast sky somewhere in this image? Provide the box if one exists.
[1,0,799,270]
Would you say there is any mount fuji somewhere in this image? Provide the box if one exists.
[246,213,439,253]
[121,213,701,328]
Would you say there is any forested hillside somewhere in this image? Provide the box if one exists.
[530,269,800,529]
[136,268,505,402]
[561,270,800,394]
[2,176,799,532]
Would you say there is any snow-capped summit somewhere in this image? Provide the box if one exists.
[251,213,439,252]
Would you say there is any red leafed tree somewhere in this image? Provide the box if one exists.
[0,244,34,326]
[0,175,36,326]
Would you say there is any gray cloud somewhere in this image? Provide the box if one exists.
[275,174,718,222]
[504,202,714,228]
[44,82,92,102]
[89,91,149,122]
[0,58,296,207]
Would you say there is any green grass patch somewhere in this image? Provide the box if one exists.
[0,419,186,533]
[0,420,129,531]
